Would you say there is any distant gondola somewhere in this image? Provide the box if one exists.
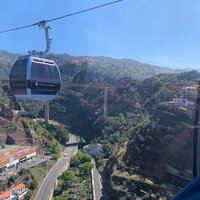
[9,56,61,100]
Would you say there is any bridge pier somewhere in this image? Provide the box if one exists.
[45,101,49,125]
[104,87,108,117]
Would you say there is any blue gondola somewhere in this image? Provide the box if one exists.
[9,56,61,100]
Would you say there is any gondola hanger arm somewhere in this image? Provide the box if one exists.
[28,20,52,57]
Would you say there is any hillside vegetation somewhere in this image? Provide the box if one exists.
[0,50,176,82]
[0,50,198,199]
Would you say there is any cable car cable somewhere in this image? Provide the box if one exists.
[0,0,126,34]
[0,22,38,34]
[46,0,126,23]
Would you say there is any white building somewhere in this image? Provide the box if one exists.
[172,98,194,106]
[0,146,37,173]
[83,144,102,157]
[180,86,197,96]
[11,183,27,199]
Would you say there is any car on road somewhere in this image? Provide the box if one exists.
[63,153,67,157]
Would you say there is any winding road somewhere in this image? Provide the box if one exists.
[34,134,77,200]
[92,159,103,200]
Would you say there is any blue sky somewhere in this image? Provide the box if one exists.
[0,0,200,69]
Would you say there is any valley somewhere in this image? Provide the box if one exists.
[0,51,198,199]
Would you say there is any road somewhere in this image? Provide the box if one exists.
[34,134,77,200]
[92,159,103,200]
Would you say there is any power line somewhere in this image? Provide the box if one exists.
[0,0,126,34]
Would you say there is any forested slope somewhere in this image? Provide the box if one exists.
[0,50,198,199]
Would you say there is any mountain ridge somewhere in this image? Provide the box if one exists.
[0,50,177,81]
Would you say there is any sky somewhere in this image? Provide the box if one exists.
[0,0,200,69]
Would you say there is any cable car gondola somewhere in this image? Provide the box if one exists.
[9,56,61,100]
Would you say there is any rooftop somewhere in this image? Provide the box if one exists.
[12,183,25,191]
[0,146,36,168]
[0,183,25,199]
[84,143,102,149]
[0,145,20,153]
[0,190,11,199]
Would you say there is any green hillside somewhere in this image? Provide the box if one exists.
[0,50,176,82]
[0,50,19,80]
[0,50,199,199]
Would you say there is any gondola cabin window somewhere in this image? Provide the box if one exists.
[9,58,27,95]
[30,61,60,95]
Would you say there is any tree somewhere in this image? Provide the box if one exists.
[8,176,15,183]
[52,153,60,160]
[29,180,37,190]
[71,151,92,167]
[24,191,32,200]
[60,170,75,190]
[78,162,94,176]
[60,170,74,182]
[71,156,81,167]
[54,196,65,200]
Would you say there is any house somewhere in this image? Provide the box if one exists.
[178,106,188,112]
[0,183,27,200]
[180,86,197,96]
[83,144,102,156]
[0,190,17,200]
[0,190,11,200]
[0,145,36,173]
[172,98,194,106]
[12,183,27,198]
